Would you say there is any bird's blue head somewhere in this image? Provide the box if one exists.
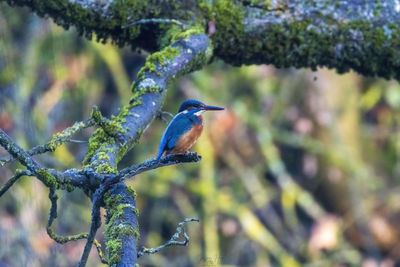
[178,99,224,113]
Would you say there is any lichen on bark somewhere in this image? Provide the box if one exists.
[7,0,400,79]
[104,183,139,266]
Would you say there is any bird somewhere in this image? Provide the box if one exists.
[156,99,224,161]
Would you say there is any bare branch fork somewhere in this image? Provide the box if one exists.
[0,31,211,266]
[137,218,200,258]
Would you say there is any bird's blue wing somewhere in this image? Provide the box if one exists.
[156,113,192,160]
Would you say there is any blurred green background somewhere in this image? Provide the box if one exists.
[2,3,400,267]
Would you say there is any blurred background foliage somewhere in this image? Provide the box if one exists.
[1,3,400,267]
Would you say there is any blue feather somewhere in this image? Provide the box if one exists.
[155,110,201,160]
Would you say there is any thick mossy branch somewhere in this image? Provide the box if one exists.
[137,218,199,258]
[104,183,139,266]
[2,0,195,50]
[5,0,400,79]
[202,0,400,79]
[76,153,200,266]
[94,239,109,264]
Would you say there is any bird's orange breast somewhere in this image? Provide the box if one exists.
[169,123,203,154]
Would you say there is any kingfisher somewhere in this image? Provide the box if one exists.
[156,99,224,161]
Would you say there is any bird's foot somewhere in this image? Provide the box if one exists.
[157,111,174,124]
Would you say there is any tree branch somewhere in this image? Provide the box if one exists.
[0,118,95,166]
[118,152,202,181]
[123,18,187,29]
[0,128,92,190]
[47,188,88,243]
[103,182,139,266]
[0,128,42,173]
[47,187,107,264]
[78,185,105,267]
[4,0,400,79]
[137,218,199,258]
[1,0,199,50]
[0,169,32,197]
[93,239,108,264]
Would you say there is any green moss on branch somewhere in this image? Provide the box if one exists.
[199,0,400,79]
[6,0,166,48]
[104,192,139,265]
[37,169,59,188]
[136,46,181,78]
[83,103,141,173]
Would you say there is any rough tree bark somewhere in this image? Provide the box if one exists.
[1,0,400,266]
[4,0,400,78]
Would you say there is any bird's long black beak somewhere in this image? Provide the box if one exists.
[202,105,224,111]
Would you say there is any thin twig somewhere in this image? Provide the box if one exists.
[94,239,108,264]
[123,18,186,29]
[47,188,88,243]
[0,119,95,165]
[118,152,202,181]
[78,183,108,267]
[68,139,89,143]
[47,186,107,263]
[76,153,203,191]
[0,128,83,188]
[137,218,199,258]
[82,153,202,192]
[0,169,33,198]
[0,128,42,172]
